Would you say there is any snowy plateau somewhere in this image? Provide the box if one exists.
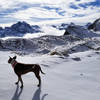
[0,18,100,100]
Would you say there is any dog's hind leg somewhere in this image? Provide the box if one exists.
[34,72,41,87]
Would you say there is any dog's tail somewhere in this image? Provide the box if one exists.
[40,67,45,74]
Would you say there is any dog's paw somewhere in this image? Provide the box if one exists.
[37,84,41,87]
[20,85,23,88]
[15,82,19,85]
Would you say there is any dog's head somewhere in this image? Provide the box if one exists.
[8,56,17,63]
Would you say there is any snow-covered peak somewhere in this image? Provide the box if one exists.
[11,21,33,33]
[88,18,100,31]
[64,23,99,38]
[0,21,41,37]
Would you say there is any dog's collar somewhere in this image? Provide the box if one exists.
[11,59,17,68]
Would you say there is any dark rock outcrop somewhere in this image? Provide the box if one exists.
[88,18,100,31]
[11,21,33,33]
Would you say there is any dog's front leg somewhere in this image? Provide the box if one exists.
[19,76,23,88]
[15,76,19,85]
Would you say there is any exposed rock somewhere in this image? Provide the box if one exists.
[11,21,33,33]
[64,23,99,38]
[88,18,100,31]
[0,21,41,37]
[72,57,81,61]
[50,51,62,56]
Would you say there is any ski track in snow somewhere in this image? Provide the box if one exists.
[0,51,100,100]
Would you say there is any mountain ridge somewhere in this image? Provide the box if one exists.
[0,21,41,37]
[0,18,100,56]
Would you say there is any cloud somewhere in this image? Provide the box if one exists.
[0,0,18,10]
[0,0,99,25]
[6,7,62,20]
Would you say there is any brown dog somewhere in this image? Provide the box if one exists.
[8,56,45,88]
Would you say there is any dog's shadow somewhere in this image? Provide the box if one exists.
[11,85,23,100]
[32,86,48,100]
[11,85,48,100]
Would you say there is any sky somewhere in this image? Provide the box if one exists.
[0,0,100,26]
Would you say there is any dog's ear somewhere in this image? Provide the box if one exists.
[9,56,11,58]
[13,56,17,59]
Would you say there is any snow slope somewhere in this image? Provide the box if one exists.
[0,51,100,100]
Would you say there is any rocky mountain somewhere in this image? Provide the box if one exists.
[64,23,100,39]
[0,34,100,56]
[0,18,100,56]
[88,18,100,31]
[0,21,41,37]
